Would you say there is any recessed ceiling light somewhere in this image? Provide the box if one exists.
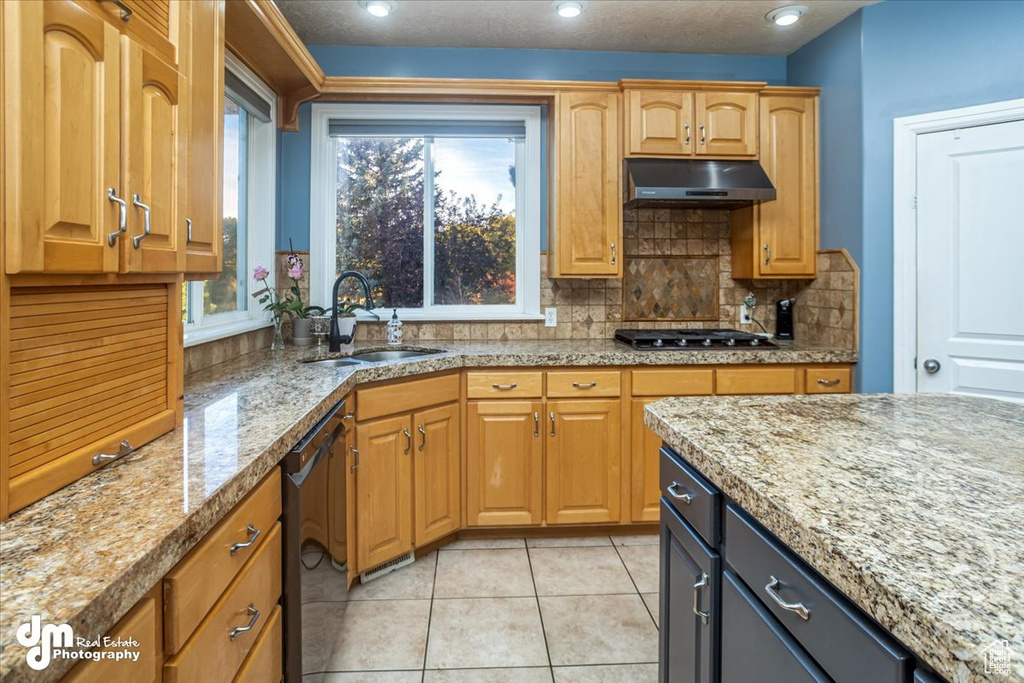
[555,2,583,18]
[361,1,393,18]
[765,5,808,26]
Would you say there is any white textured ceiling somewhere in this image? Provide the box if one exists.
[276,0,876,56]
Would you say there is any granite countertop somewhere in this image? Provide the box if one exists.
[644,393,1024,683]
[0,339,854,681]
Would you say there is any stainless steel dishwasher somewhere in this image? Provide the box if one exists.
[281,397,350,682]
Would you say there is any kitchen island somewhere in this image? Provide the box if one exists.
[645,393,1024,683]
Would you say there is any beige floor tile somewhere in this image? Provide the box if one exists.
[442,538,526,550]
[610,534,659,547]
[434,549,535,598]
[526,537,612,548]
[303,602,346,674]
[348,553,436,601]
[301,550,349,604]
[539,595,659,666]
[425,668,553,682]
[641,593,659,627]
[425,597,549,669]
[617,545,660,593]
[326,599,431,671]
[529,547,635,596]
[323,673,422,683]
[552,664,658,682]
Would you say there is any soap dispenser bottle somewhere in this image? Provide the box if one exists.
[386,309,403,346]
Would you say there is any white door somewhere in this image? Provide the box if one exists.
[916,120,1024,402]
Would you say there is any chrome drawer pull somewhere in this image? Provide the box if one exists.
[684,122,690,146]
[699,123,706,145]
[350,445,360,472]
[418,424,426,451]
[230,525,260,555]
[492,383,518,390]
[610,242,617,266]
[667,481,693,504]
[765,576,810,620]
[549,411,556,438]
[185,218,193,244]
[817,378,842,386]
[764,243,771,265]
[572,381,597,389]
[107,188,127,246]
[533,411,539,438]
[229,604,261,640]
[692,572,710,624]
[403,427,411,455]
[132,194,151,248]
[92,440,133,466]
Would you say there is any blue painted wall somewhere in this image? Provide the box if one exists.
[277,46,786,251]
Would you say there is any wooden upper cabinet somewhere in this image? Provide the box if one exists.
[94,0,178,67]
[546,399,621,525]
[413,403,460,546]
[183,0,224,276]
[552,90,622,278]
[694,91,758,157]
[626,90,693,156]
[355,415,413,570]
[121,41,186,272]
[3,0,122,274]
[732,90,819,279]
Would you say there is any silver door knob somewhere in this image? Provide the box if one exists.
[923,359,941,374]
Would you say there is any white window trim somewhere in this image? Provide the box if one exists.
[184,51,277,347]
[310,102,542,321]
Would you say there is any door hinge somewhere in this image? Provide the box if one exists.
[912,195,917,210]
[913,357,918,370]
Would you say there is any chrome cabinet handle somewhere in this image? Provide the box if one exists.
[350,445,359,472]
[418,424,426,451]
[230,524,260,555]
[765,576,810,620]
[185,218,193,244]
[693,572,710,624]
[492,383,518,390]
[817,378,842,386]
[403,428,411,455]
[684,122,690,146]
[92,439,133,466]
[610,242,617,266]
[549,411,556,438]
[229,604,261,640]
[533,411,539,437]
[102,0,133,21]
[572,381,597,389]
[763,243,771,265]
[667,481,693,504]
[699,123,706,145]
[107,188,127,246]
[132,194,151,248]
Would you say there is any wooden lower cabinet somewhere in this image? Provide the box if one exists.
[354,415,413,571]
[327,417,350,565]
[631,399,663,523]
[413,403,460,546]
[64,587,163,683]
[466,400,544,527]
[233,604,283,683]
[546,399,621,525]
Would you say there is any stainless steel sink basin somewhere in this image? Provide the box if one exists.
[303,358,366,368]
[351,349,441,362]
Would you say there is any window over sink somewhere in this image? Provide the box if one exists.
[310,103,542,320]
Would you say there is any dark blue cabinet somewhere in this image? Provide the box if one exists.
[660,500,719,683]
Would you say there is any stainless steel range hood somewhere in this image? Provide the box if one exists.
[625,158,776,208]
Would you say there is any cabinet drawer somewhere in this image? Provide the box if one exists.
[164,469,281,654]
[716,367,797,395]
[724,506,911,683]
[357,373,459,421]
[232,604,282,683]
[631,368,713,397]
[164,522,283,683]
[721,570,828,683]
[660,447,720,547]
[804,367,852,394]
[64,592,160,683]
[467,371,543,399]
[546,370,621,397]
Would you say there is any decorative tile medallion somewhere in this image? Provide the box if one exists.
[623,256,719,321]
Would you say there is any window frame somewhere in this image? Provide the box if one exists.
[183,51,277,347]
[310,102,542,321]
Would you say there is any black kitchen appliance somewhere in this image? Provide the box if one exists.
[775,299,795,340]
[614,328,777,350]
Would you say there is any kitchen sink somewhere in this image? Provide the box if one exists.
[303,358,366,368]
[350,349,442,362]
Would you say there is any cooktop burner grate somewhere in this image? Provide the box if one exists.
[614,328,778,350]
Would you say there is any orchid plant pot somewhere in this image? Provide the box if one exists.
[291,318,312,346]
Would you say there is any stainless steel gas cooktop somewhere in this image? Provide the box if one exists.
[613,328,777,350]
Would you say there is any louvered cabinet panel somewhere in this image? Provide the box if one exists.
[3,284,177,515]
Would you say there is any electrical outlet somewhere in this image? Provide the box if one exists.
[544,307,558,327]
[740,304,753,325]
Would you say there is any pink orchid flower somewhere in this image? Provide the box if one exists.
[288,264,304,280]
[253,265,270,281]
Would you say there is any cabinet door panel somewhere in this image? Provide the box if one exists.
[413,403,460,546]
[327,425,349,565]
[4,0,121,273]
[695,92,758,157]
[555,91,622,277]
[355,415,413,570]
[466,401,543,527]
[627,90,693,156]
[758,95,818,276]
[122,41,185,272]
[631,399,662,523]
[546,399,621,525]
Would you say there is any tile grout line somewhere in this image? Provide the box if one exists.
[525,539,556,676]
[611,541,659,630]
[420,551,440,681]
